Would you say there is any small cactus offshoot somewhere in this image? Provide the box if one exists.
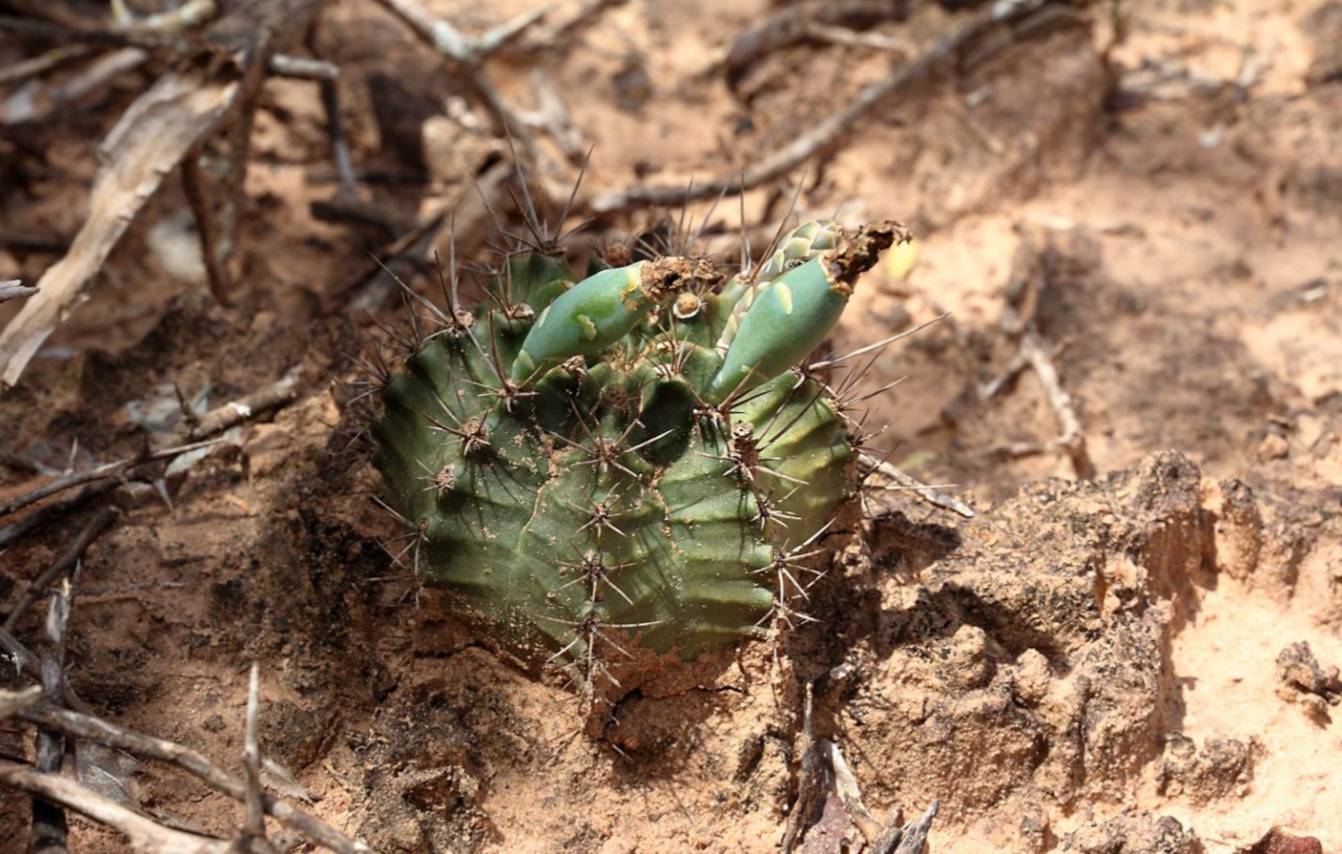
[370,214,910,685]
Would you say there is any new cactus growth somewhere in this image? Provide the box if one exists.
[370,215,909,684]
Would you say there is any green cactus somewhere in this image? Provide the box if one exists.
[370,218,908,682]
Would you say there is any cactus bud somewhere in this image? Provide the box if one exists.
[511,257,708,383]
[707,220,909,402]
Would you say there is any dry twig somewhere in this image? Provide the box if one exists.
[31,569,81,854]
[0,482,115,550]
[860,453,976,519]
[2,506,117,632]
[987,233,1095,478]
[0,68,240,385]
[0,761,233,853]
[0,440,220,521]
[6,696,372,853]
[588,0,1058,215]
[239,663,271,852]
[369,0,546,151]
[187,367,302,440]
[0,279,38,302]
[0,685,42,718]
[781,683,822,853]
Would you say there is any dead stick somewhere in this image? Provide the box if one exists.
[1019,331,1094,479]
[187,368,301,440]
[369,0,546,65]
[0,279,38,303]
[0,482,115,550]
[0,368,298,525]
[0,630,94,716]
[3,506,117,632]
[0,440,220,521]
[182,156,234,307]
[268,54,338,81]
[31,570,80,854]
[0,761,232,853]
[859,452,975,519]
[874,799,939,854]
[587,0,1053,214]
[0,686,42,719]
[8,698,372,854]
[240,663,268,849]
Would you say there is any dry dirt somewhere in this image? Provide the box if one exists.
[2,0,1341,852]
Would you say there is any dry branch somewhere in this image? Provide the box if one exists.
[0,47,149,126]
[0,482,116,550]
[7,697,373,854]
[239,664,269,851]
[0,68,240,386]
[2,506,117,632]
[987,232,1096,478]
[723,0,909,92]
[31,571,80,854]
[369,0,546,66]
[268,53,339,81]
[369,0,544,153]
[0,761,233,854]
[0,440,220,521]
[0,279,37,302]
[587,0,1057,215]
[0,685,42,719]
[860,453,976,519]
[873,800,939,854]
[187,368,302,440]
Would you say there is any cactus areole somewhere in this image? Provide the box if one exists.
[372,219,910,669]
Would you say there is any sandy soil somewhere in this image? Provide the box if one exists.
[2,0,1340,851]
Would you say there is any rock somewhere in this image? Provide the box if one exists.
[1159,734,1257,802]
[1207,478,1264,580]
[1062,811,1202,853]
[1275,641,1342,723]
[1244,827,1325,854]
[842,451,1212,818]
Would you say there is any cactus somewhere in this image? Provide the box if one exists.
[370,216,909,684]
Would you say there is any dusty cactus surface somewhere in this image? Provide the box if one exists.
[370,219,909,673]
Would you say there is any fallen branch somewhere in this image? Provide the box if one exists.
[268,53,339,81]
[781,682,822,853]
[2,505,117,632]
[31,569,81,854]
[860,452,976,519]
[873,800,939,854]
[370,0,544,153]
[588,0,1056,214]
[0,47,149,126]
[723,0,906,93]
[7,696,373,853]
[0,440,220,521]
[0,67,240,386]
[1016,330,1093,478]
[0,0,322,386]
[0,482,115,550]
[0,627,94,716]
[987,231,1095,479]
[0,685,42,719]
[0,279,38,302]
[239,664,269,852]
[187,367,302,440]
[369,0,546,66]
[0,760,232,853]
